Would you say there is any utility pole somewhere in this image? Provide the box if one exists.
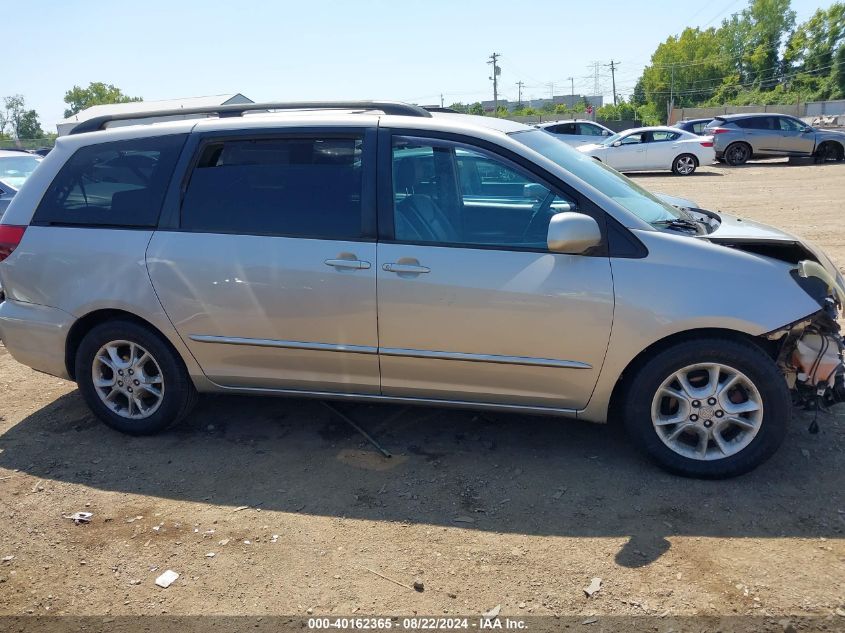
[668,63,675,123]
[516,81,524,108]
[605,60,620,106]
[566,76,574,108]
[488,52,501,114]
[440,93,444,108]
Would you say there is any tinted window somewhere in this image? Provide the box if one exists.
[181,137,363,239]
[34,135,185,227]
[736,117,777,130]
[393,136,575,249]
[549,123,576,135]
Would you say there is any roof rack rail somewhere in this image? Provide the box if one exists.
[69,100,431,135]
[421,106,460,113]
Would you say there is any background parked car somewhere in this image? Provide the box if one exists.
[535,119,614,146]
[0,150,42,217]
[673,118,714,135]
[705,113,845,165]
[576,126,715,175]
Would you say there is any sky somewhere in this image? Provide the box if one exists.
[2,0,833,132]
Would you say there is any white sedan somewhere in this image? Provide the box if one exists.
[576,126,715,175]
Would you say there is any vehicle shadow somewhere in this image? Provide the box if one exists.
[1,390,842,568]
[628,170,724,178]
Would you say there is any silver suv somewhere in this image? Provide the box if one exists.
[705,113,845,165]
[1,101,843,478]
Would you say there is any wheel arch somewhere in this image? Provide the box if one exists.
[65,309,181,381]
[606,327,776,425]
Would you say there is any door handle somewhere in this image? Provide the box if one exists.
[325,259,371,270]
[382,262,431,274]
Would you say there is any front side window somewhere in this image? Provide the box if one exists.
[619,133,645,145]
[778,117,805,132]
[392,136,574,249]
[181,137,363,239]
[34,135,185,227]
[577,123,604,136]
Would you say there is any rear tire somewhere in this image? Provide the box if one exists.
[672,153,698,176]
[75,320,197,435]
[724,142,751,166]
[623,338,789,478]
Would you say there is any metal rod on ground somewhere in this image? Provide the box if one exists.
[321,401,392,458]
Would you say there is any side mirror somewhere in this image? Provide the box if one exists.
[802,127,812,133]
[523,183,547,201]
[547,212,602,254]
[612,141,622,147]
[601,130,611,136]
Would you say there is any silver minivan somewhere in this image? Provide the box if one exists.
[1,101,843,478]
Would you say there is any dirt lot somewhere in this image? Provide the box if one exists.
[0,160,844,626]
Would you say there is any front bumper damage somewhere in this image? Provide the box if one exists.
[767,262,845,418]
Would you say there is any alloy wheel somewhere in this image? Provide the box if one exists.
[675,155,696,175]
[726,144,749,165]
[91,340,165,420]
[650,362,763,461]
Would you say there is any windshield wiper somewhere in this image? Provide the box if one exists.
[652,218,703,233]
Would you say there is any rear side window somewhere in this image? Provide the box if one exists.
[181,137,363,239]
[34,135,186,227]
[736,117,776,130]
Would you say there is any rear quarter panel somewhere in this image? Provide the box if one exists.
[1,226,205,381]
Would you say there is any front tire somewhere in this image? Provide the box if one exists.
[672,154,698,175]
[75,320,197,435]
[623,338,789,478]
[814,141,841,163]
[724,142,751,166]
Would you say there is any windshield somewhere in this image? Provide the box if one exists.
[509,129,683,224]
[0,155,41,189]
[601,133,622,146]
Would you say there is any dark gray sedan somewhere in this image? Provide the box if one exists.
[705,113,845,165]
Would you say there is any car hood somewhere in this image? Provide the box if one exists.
[577,143,605,152]
[709,213,802,242]
[707,212,845,303]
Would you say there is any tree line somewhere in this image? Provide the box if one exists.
[1,83,140,143]
[450,0,844,125]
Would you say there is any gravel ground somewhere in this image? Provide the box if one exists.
[0,159,843,627]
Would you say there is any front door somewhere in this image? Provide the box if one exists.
[777,116,816,154]
[147,130,380,393]
[376,133,614,410]
[606,132,648,171]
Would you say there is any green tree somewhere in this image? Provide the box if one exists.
[448,102,469,114]
[640,26,730,120]
[832,43,845,98]
[63,82,142,118]
[18,110,43,139]
[468,102,484,115]
[0,95,43,139]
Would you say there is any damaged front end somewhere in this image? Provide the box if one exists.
[767,262,845,417]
